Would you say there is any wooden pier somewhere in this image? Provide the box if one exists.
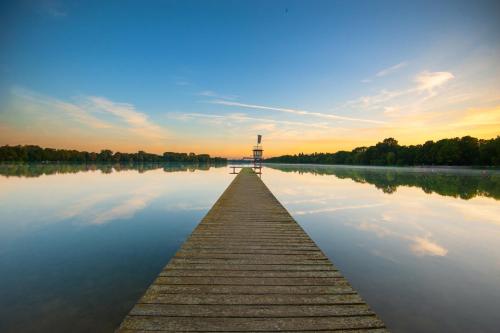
[118,168,386,332]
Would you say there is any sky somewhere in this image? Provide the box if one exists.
[0,0,499,158]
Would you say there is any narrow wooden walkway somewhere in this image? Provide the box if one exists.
[118,168,386,332]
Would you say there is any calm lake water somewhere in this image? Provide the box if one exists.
[0,163,499,332]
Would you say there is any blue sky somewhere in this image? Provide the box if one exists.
[1,0,499,157]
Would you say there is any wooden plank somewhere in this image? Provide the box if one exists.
[117,168,386,332]
[144,284,354,295]
[180,244,321,250]
[120,316,385,331]
[129,303,375,317]
[164,263,338,271]
[177,248,325,254]
[154,276,346,285]
[160,270,341,278]
[180,241,318,246]
[168,259,330,265]
[174,253,327,259]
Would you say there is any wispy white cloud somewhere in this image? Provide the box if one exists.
[383,106,400,115]
[357,219,449,257]
[415,71,455,93]
[294,203,386,215]
[198,90,238,100]
[410,236,448,256]
[174,112,331,129]
[88,96,166,139]
[283,195,346,205]
[167,111,354,144]
[249,123,277,132]
[446,200,500,225]
[91,195,151,224]
[58,192,115,220]
[52,179,168,226]
[361,61,407,83]
[7,87,168,141]
[199,90,217,97]
[347,70,455,112]
[57,101,113,129]
[344,89,411,111]
[210,100,386,124]
[10,87,113,129]
[357,221,395,238]
[376,61,408,77]
[164,202,211,211]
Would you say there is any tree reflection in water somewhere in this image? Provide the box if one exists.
[0,162,227,178]
[266,164,500,200]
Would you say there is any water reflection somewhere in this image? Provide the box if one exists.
[0,162,227,178]
[266,164,500,200]
[1,164,499,332]
[262,165,500,333]
[0,164,232,333]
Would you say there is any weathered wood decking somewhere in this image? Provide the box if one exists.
[118,168,386,332]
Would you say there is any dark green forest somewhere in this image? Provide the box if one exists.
[266,136,500,166]
[0,145,227,164]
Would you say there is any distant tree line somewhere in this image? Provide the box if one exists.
[266,136,500,166]
[0,145,227,164]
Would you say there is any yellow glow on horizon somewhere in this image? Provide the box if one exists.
[1,91,499,159]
